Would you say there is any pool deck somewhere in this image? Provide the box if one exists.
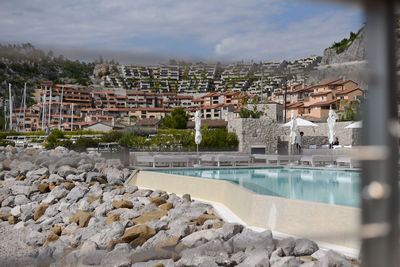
[128,167,361,251]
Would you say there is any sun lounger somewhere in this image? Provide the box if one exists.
[336,157,356,168]
[232,155,252,166]
[253,154,279,164]
[277,155,301,165]
[300,155,314,166]
[311,155,337,166]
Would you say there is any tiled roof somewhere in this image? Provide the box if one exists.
[307,99,338,107]
[312,91,332,96]
[335,87,363,95]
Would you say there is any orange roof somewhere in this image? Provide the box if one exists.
[287,102,304,108]
[312,91,332,96]
[307,99,338,107]
[335,87,363,95]
[313,78,342,87]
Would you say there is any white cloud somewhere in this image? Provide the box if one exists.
[0,0,362,62]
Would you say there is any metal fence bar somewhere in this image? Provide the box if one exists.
[361,1,399,267]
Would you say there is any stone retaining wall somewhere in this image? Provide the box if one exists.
[228,118,361,153]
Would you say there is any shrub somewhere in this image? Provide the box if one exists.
[75,137,99,149]
[101,130,123,143]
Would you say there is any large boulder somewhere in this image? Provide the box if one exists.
[57,165,77,177]
[108,225,156,250]
[66,186,88,204]
[69,210,92,227]
[105,168,124,185]
[320,250,352,267]
[112,200,133,209]
[132,210,168,225]
[293,238,319,256]
[42,185,68,204]
[34,203,49,221]
[181,229,223,248]
[231,229,275,255]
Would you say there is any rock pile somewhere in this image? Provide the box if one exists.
[0,145,358,267]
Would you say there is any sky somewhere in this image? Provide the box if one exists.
[0,0,364,64]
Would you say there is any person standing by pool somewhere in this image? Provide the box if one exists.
[295,132,304,154]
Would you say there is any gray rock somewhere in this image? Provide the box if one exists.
[270,248,285,265]
[77,163,93,173]
[178,255,218,267]
[320,250,352,267]
[42,185,68,204]
[166,222,192,239]
[271,256,304,267]
[220,222,244,241]
[12,185,33,196]
[36,245,55,267]
[26,167,49,178]
[293,238,319,256]
[311,249,327,261]
[181,228,223,248]
[17,161,36,174]
[65,173,84,182]
[300,262,321,267]
[182,193,191,202]
[20,208,34,221]
[232,228,275,255]
[238,248,270,267]
[125,185,138,194]
[89,222,125,249]
[147,219,169,232]
[55,156,82,169]
[131,259,175,267]
[132,189,153,197]
[2,196,14,207]
[14,194,30,206]
[106,158,123,169]
[87,182,103,198]
[10,205,21,216]
[81,249,107,265]
[105,168,124,185]
[279,237,296,256]
[94,201,114,218]
[25,230,46,246]
[57,165,77,177]
[180,239,228,259]
[0,206,11,214]
[231,251,247,265]
[66,185,88,203]
[48,173,64,183]
[86,172,105,183]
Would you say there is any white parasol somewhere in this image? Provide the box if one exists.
[289,110,298,145]
[327,109,339,144]
[194,110,202,152]
[345,121,362,129]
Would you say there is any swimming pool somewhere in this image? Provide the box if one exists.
[152,167,360,207]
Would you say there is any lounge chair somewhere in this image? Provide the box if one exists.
[232,155,252,166]
[336,157,356,168]
[253,154,279,164]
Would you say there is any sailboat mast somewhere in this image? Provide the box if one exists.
[58,86,64,130]
[42,86,47,130]
[23,83,26,132]
[48,86,52,128]
[71,103,74,131]
[8,83,12,131]
[260,66,264,102]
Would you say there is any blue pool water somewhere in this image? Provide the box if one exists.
[151,168,360,207]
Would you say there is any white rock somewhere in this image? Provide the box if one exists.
[11,205,21,216]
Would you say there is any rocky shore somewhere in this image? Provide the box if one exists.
[0,145,359,267]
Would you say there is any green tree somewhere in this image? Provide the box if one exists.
[162,107,189,129]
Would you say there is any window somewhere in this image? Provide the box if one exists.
[321,96,324,101]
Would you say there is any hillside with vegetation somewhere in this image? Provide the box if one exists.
[0,43,95,106]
